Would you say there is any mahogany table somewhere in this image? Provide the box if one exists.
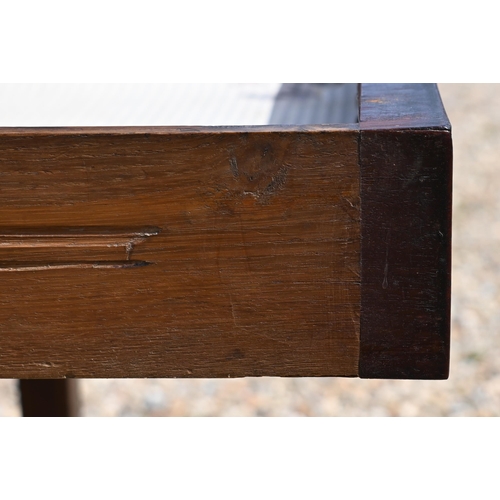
[0,83,452,416]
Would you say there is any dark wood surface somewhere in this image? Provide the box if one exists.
[359,84,452,379]
[360,83,450,130]
[0,84,452,384]
[0,127,360,378]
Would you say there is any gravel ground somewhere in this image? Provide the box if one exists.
[1,83,498,417]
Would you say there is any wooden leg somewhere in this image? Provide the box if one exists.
[19,379,80,417]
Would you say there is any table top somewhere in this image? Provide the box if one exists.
[0,83,358,127]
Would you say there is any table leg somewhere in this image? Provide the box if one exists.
[19,379,80,417]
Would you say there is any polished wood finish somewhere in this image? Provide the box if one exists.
[360,83,450,130]
[0,84,452,385]
[359,84,452,379]
[0,126,360,378]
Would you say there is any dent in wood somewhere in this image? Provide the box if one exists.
[224,139,292,203]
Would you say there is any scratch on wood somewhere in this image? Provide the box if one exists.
[0,260,152,272]
[33,362,60,368]
[0,227,160,270]
[0,227,160,248]
[263,166,288,196]
[229,294,238,328]
[383,228,390,289]
[229,157,239,178]
[241,165,289,203]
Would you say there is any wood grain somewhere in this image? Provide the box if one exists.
[0,226,159,270]
[360,83,450,130]
[0,127,360,378]
[359,84,452,379]
[0,84,453,383]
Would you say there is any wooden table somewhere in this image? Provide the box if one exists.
[0,83,452,416]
